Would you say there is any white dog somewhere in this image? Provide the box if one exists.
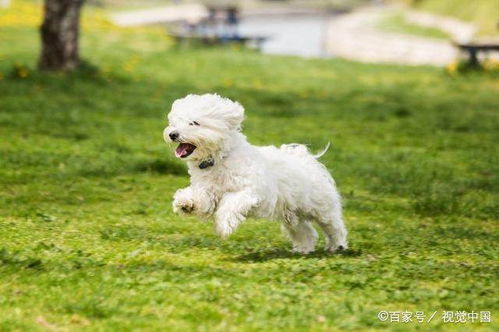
[164,94,347,254]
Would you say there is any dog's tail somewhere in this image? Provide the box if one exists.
[313,142,331,159]
[280,142,331,159]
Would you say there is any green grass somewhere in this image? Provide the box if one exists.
[1,3,498,331]
[377,13,451,40]
[412,0,499,36]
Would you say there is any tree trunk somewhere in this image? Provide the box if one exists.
[38,0,85,71]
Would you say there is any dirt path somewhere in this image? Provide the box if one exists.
[326,7,475,66]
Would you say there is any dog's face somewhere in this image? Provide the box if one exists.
[164,94,244,161]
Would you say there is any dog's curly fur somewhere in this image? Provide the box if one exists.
[164,93,347,254]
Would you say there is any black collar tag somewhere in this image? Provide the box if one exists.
[199,158,215,169]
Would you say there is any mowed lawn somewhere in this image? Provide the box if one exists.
[1,3,498,331]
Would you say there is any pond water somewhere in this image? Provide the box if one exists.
[239,14,331,58]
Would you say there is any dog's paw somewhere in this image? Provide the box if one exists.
[325,243,348,253]
[291,245,315,255]
[214,221,235,239]
[172,197,195,215]
[172,188,196,215]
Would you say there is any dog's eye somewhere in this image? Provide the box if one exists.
[189,121,200,126]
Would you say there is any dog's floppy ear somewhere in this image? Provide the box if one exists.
[204,93,245,131]
[223,99,245,131]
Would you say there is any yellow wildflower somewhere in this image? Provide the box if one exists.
[483,59,499,72]
[446,61,458,75]
[18,68,28,78]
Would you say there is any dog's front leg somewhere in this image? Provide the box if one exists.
[215,191,258,238]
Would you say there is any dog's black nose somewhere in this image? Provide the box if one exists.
[169,131,179,141]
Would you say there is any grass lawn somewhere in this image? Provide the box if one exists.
[377,13,450,40]
[1,2,498,331]
[412,0,499,36]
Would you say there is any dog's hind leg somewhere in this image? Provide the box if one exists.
[315,208,348,253]
[281,214,318,254]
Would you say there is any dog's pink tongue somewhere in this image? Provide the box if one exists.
[175,143,190,158]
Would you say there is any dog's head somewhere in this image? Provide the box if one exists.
[164,94,244,161]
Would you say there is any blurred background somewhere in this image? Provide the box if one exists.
[2,0,499,68]
[108,0,499,64]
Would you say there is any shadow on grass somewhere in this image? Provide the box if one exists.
[230,247,362,263]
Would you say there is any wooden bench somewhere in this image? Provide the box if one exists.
[168,33,269,50]
[455,42,499,67]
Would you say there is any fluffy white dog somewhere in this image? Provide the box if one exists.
[164,94,347,254]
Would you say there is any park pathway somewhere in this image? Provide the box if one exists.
[111,4,208,26]
[326,7,475,66]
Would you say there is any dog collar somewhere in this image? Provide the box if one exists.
[198,158,215,169]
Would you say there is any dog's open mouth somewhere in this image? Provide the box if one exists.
[175,143,196,158]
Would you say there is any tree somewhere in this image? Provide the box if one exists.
[38,0,85,71]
